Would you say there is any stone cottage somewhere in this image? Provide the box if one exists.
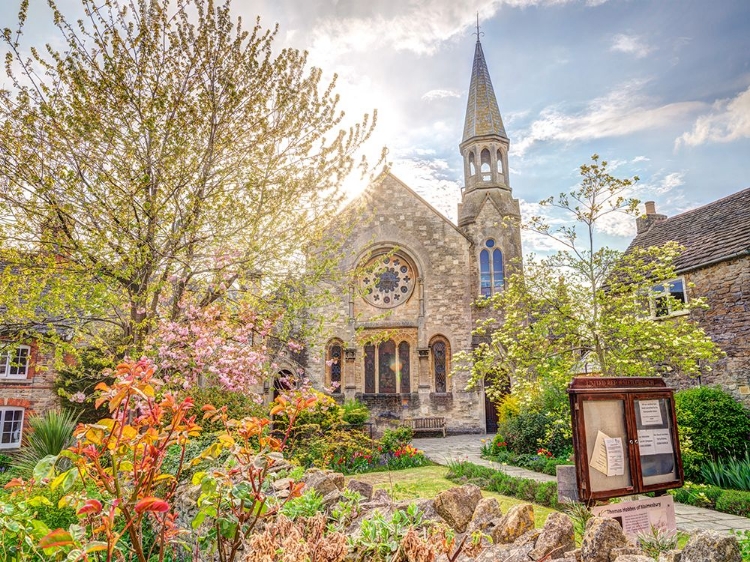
[626,190,750,405]
[305,38,523,434]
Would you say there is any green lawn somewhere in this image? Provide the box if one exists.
[347,465,558,528]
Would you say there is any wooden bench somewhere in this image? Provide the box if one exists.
[407,417,446,437]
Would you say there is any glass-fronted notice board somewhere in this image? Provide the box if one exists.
[568,378,684,502]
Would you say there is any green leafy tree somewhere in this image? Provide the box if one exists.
[463,155,723,394]
[0,0,380,356]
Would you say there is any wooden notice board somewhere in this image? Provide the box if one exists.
[567,377,684,502]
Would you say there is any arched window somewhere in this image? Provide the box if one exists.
[480,149,491,179]
[431,337,449,393]
[480,239,504,297]
[398,341,410,394]
[496,149,504,174]
[364,344,376,393]
[378,340,397,393]
[327,341,342,393]
[469,152,476,176]
[363,337,412,394]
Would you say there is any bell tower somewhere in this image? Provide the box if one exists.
[457,35,518,229]
[457,31,523,306]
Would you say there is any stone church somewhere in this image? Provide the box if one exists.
[306,38,523,434]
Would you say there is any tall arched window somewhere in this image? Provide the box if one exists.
[364,344,376,393]
[496,149,504,174]
[469,152,476,176]
[480,239,504,297]
[398,341,410,394]
[430,337,449,393]
[327,341,342,393]
[378,340,397,393]
[480,148,491,180]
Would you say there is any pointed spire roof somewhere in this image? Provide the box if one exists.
[462,39,507,143]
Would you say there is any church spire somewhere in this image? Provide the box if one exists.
[462,37,507,143]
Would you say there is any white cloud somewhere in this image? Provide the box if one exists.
[610,34,654,58]
[676,85,750,147]
[307,0,598,58]
[422,89,461,101]
[632,155,650,163]
[513,80,705,155]
[390,158,462,221]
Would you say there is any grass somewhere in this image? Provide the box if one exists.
[347,465,557,528]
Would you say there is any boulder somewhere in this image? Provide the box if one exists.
[346,479,373,501]
[468,497,503,533]
[580,517,628,562]
[611,547,647,559]
[514,528,542,548]
[304,471,343,496]
[322,489,343,509]
[612,556,652,562]
[680,530,742,562]
[530,512,575,561]
[563,549,582,561]
[433,485,483,532]
[474,543,531,562]
[491,503,535,545]
[656,551,681,562]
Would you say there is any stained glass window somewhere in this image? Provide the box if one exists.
[364,345,376,393]
[360,252,416,309]
[399,341,410,394]
[480,240,504,297]
[378,340,397,394]
[433,340,447,393]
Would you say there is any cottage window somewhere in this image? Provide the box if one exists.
[0,345,30,379]
[0,408,24,449]
[480,239,504,297]
[650,278,688,318]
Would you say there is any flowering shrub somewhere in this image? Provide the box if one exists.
[536,448,553,458]
[388,444,428,470]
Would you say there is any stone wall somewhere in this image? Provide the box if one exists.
[663,256,750,406]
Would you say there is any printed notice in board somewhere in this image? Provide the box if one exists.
[638,429,673,456]
[638,400,663,426]
[590,430,625,477]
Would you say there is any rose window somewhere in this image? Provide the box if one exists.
[360,254,416,308]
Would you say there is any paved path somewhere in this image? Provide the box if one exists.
[414,433,750,535]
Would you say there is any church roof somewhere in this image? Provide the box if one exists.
[462,39,507,143]
[626,187,750,272]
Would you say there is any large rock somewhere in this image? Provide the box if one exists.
[580,517,628,562]
[680,530,742,562]
[467,497,503,533]
[612,556,652,562]
[657,551,681,562]
[474,543,532,562]
[530,512,575,561]
[611,547,647,558]
[303,470,343,496]
[433,485,483,532]
[491,503,535,545]
[346,479,373,501]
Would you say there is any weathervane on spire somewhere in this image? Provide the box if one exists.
[473,12,484,41]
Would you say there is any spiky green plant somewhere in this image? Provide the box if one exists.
[17,409,79,477]
[700,450,750,491]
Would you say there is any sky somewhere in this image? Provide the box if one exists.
[5,0,750,253]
